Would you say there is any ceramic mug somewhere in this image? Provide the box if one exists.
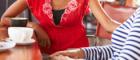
[8,27,33,42]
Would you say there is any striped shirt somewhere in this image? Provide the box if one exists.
[82,7,140,60]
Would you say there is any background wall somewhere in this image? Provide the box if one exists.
[0,0,15,17]
[0,0,34,22]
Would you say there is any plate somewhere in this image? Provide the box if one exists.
[16,39,36,45]
[0,39,16,52]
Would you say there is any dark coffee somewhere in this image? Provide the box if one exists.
[11,18,28,27]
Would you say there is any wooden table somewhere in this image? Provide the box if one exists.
[0,43,42,60]
[0,27,42,60]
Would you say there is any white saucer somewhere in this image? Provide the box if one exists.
[0,39,16,52]
[16,39,36,45]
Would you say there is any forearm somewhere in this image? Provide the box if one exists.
[0,0,27,27]
[67,49,85,59]
[31,24,51,48]
[77,49,85,59]
[89,0,120,33]
[50,48,85,60]
[82,45,113,60]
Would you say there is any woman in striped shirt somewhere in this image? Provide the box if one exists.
[50,0,140,60]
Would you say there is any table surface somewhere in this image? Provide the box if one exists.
[0,27,42,60]
[0,43,42,60]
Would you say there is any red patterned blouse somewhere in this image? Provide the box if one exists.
[26,0,89,54]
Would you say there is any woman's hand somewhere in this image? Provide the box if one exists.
[0,27,8,40]
[50,55,85,60]
[50,55,74,60]
[27,22,39,29]
[27,22,51,51]
[50,49,85,59]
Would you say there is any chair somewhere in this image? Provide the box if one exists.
[95,2,136,39]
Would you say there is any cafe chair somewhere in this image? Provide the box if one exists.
[94,2,136,46]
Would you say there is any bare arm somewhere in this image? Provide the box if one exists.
[50,49,85,59]
[89,0,121,33]
[27,22,51,49]
[0,0,51,49]
[0,0,27,26]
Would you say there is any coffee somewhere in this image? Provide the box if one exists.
[10,18,28,27]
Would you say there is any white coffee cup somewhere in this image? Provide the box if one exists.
[8,27,33,43]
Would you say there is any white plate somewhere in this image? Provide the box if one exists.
[16,39,36,45]
[0,39,16,52]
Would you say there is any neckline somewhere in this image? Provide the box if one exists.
[42,0,78,26]
[52,9,65,11]
[52,9,65,25]
[51,0,70,10]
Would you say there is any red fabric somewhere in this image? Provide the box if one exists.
[26,0,89,54]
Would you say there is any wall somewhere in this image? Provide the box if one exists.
[0,0,16,17]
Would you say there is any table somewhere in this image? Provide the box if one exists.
[0,43,42,60]
[0,27,42,60]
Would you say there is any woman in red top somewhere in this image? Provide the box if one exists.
[0,0,110,54]
[26,0,89,54]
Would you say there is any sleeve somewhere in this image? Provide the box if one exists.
[84,0,90,15]
[82,45,113,60]
[25,0,41,10]
[113,8,140,60]
[25,0,33,9]
[85,6,91,15]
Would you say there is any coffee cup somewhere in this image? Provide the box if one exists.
[10,17,28,27]
[8,27,33,43]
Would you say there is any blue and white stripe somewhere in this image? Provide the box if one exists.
[82,7,140,60]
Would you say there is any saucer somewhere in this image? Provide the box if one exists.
[0,39,16,52]
[16,39,36,45]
